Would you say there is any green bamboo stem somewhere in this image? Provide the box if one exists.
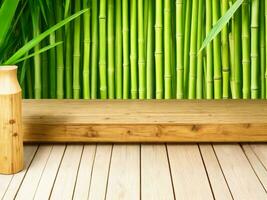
[221,0,230,99]
[55,0,64,99]
[251,0,259,99]
[122,0,130,99]
[107,0,115,99]
[115,0,123,99]
[259,0,265,99]
[130,0,138,99]
[65,1,72,99]
[146,0,154,99]
[233,1,242,98]
[212,0,222,99]
[91,0,99,99]
[99,0,107,99]
[188,0,198,99]
[164,0,172,99]
[241,0,250,99]
[171,1,176,98]
[229,32,236,98]
[155,0,163,99]
[138,0,146,99]
[196,0,203,99]
[206,0,213,99]
[266,0,267,98]
[26,66,33,99]
[176,0,184,99]
[83,0,91,99]
[41,43,48,98]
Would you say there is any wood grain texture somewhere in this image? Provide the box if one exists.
[22,100,267,142]
[0,66,23,174]
[214,144,267,200]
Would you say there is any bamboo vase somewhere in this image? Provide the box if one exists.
[0,66,24,174]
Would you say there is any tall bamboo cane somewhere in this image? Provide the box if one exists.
[108,0,115,99]
[99,0,107,99]
[155,0,163,99]
[266,0,267,98]
[164,0,172,99]
[251,0,259,99]
[130,0,138,99]
[259,0,265,99]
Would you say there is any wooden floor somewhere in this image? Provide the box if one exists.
[0,144,267,200]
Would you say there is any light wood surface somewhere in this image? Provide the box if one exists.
[22,100,267,142]
[0,66,23,174]
[0,144,267,199]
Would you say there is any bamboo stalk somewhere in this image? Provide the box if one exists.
[196,0,203,99]
[55,0,64,99]
[164,0,172,99]
[115,0,123,99]
[188,0,198,99]
[99,0,107,99]
[107,0,115,99]
[242,0,250,99]
[206,0,213,99]
[251,0,259,99]
[259,0,265,99]
[83,0,91,99]
[176,0,184,99]
[138,0,146,99]
[122,0,130,99]
[146,0,154,99]
[91,0,99,99]
[155,0,163,99]
[266,0,267,98]
[130,0,138,99]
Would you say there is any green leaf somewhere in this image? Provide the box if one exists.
[14,41,63,64]
[4,8,88,65]
[199,0,244,52]
[0,0,20,48]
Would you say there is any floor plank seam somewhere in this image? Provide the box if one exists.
[249,145,267,172]
[241,144,267,193]
[13,145,40,199]
[165,144,177,200]
[104,144,114,200]
[48,145,67,199]
[211,145,234,199]
[86,145,97,200]
[71,145,86,199]
[197,144,216,200]
[139,144,142,200]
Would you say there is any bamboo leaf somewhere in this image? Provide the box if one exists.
[14,41,63,64]
[199,0,244,52]
[4,9,88,65]
[0,0,20,48]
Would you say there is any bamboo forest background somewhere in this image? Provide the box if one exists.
[16,0,267,99]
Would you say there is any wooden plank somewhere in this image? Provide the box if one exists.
[88,145,112,200]
[242,144,267,191]
[22,100,267,142]
[167,144,213,200]
[106,145,140,200]
[15,145,52,199]
[141,145,174,200]
[250,144,267,169]
[34,145,66,200]
[0,145,37,199]
[73,145,96,200]
[199,144,232,200]
[214,144,267,200]
[50,145,83,200]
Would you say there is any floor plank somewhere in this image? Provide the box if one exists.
[141,145,174,200]
[15,145,53,200]
[106,145,140,200]
[0,145,37,200]
[34,145,66,200]
[88,145,113,200]
[250,144,267,169]
[199,144,233,200]
[73,145,96,200]
[214,144,267,200]
[50,145,83,200]
[167,144,213,200]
